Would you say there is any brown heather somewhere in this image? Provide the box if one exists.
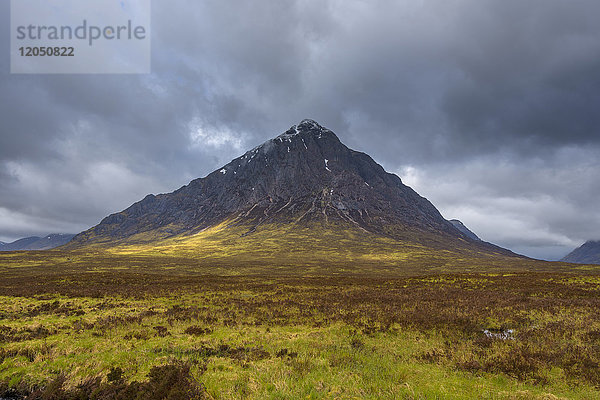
[1,248,600,398]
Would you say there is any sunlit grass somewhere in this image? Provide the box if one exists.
[1,222,600,398]
[1,267,600,398]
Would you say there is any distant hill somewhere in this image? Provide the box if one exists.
[561,241,600,265]
[449,219,481,241]
[0,236,41,251]
[0,234,76,251]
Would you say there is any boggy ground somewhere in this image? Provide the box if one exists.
[1,251,600,399]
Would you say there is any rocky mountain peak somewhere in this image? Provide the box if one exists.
[278,119,331,136]
[246,119,340,157]
[68,120,516,257]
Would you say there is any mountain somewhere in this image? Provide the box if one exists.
[561,241,600,265]
[68,119,517,261]
[0,236,43,251]
[0,234,76,251]
[449,219,481,241]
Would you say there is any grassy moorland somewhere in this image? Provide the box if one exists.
[1,245,600,399]
[64,220,578,274]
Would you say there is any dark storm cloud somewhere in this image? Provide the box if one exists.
[1,0,599,259]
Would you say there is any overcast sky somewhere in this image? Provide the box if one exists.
[1,0,599,260]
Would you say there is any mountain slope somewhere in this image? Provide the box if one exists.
[449,220,481,241]
[68,120,517,259]
[0,234,75,251]
[561,241,600,265]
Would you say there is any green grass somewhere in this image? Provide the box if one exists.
[1,251,600,398]
[1,302,598,399]
[1,221,599,398]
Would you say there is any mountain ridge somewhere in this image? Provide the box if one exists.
[449,219,481,241]
[0,234,75,251]
[561,240,600,265]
